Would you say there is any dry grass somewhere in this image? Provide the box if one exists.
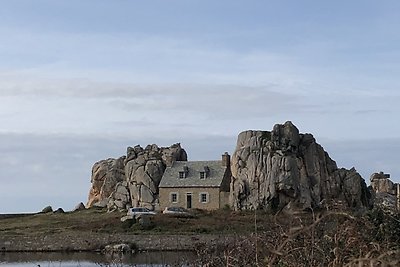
[194,208,400,267]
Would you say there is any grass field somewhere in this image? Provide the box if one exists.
[0,208,287,236]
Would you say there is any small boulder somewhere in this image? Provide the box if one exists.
[73,202,86,212]
[103,243,134,254]
[41,206,53,213]
[53,208,65,214]
[120,215,135,222]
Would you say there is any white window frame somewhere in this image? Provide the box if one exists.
[199,171,206,179]
[199,192,209,204]
[170,192,179,203]
[179,172,185,179]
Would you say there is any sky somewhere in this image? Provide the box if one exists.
[1,0,399,213]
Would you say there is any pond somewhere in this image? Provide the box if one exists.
[0,251,196,267]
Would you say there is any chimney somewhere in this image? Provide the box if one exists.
[222,152,230,167]
[165,154,174,167]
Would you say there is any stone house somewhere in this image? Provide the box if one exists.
[158,153,231,210]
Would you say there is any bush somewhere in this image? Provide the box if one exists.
[367,208,400,245]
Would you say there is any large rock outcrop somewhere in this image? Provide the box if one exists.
[87,157,126,207]
[87,143,187,210]
[230,121,371,211]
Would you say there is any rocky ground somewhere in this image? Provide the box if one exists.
[0,207,399,266]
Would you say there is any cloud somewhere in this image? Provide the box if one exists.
[105,84,306,120]
[0,79,314,138]
[1,77,400,144]
[0,76,160,98]
[354,109,385,115]
[0,24,317,91]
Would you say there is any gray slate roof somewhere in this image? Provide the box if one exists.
[159,160,227,188]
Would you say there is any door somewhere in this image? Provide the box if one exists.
[186,193,192,209]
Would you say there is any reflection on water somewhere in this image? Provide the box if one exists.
[0,251,196,266]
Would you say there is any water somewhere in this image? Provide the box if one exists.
[0,251,196,267]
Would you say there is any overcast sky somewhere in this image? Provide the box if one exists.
[1,1,399,213]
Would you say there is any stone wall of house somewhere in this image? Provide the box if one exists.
[159,187,221,210]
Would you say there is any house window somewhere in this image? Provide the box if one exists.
[199,192,209,203]
[179,172,185,179]
[200,172,206,179]
[170,192,178,203]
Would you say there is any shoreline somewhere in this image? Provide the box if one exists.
[0,233,237,253]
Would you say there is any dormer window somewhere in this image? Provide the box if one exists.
[201,166,210,179]
[183,165,189,173]
[179,165,189,179]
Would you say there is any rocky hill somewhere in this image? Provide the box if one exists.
[87,143,187,210]
[230,121,372,211]
[86,121,378,212]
